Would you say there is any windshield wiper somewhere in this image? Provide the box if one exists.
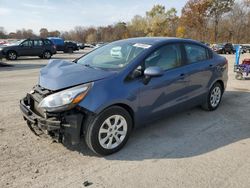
[84,64,101,70]
[84,64,93,68]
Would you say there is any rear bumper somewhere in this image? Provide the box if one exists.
[20,96,85,144]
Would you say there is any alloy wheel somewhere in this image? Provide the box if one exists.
[8,52,17,60]
[210,86,221,108]
[98,115,128,149]
[44,51,51,59]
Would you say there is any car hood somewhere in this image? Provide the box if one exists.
[1,44,18,48]
[39,59,115,91]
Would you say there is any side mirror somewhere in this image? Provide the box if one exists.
[143,66,163,85]
[144,66,163,77]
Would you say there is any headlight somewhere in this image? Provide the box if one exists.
[38,82,93,112]
[0,48,3,51]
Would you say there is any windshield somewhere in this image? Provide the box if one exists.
[10,40,24,45]
[77,41,151,71]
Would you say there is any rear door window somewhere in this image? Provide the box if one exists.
[44,40,52,45]
[34,40,44,47]
[184,44,209,64]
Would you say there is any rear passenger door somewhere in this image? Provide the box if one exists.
[182,43,214,102]
[33,39,44,55]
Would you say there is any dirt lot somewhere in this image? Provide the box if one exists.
[0,51,250,188]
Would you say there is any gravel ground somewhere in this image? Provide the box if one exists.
[0,50,250,188]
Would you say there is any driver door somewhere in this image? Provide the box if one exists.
[136,44,190,122]
[19,40,33,56]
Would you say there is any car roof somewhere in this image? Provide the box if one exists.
[117,37,203,46]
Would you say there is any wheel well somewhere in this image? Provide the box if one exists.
[216,80,225,93]
[7,50,17,56]
[110,103,135,128]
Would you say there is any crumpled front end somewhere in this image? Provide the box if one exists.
[20,85,88,145]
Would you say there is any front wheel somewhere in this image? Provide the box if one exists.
[85,106,132,155]
[202,83,223,111]
[7,51,17,60]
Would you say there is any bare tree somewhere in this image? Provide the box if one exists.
[209,0,235,42]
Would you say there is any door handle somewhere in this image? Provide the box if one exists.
[180,73,185,80]
[209,64,213,67]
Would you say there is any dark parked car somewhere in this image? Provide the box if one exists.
[240,45,248,53]
[0,38,56,60]
[212,43,235,54]
[48,37,79,53]
[243,45,250,53]
[76,42,85,49]
[20,37,228,155]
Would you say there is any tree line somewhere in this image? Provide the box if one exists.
[0,0,249,44]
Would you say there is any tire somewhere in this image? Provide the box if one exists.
[235,72,243,80]
[202,82,223,111]
[67,48,73,53]
[43,51,52,59]
[85,106,132,155]
[39,55,43,59]
[7,51,17,60]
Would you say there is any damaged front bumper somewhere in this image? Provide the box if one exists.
[20,94,85,145]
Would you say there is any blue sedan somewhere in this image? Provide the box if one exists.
[20,37,228,155]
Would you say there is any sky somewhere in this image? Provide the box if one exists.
[0,0,188,34]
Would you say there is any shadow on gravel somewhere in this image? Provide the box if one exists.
[0,62,13,67]
[0,63,46,71]
[64,90,250,160]
[0,59,74,71]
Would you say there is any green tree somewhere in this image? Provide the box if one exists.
[146,5,168,36]
[128,15,147,37]
[180,0,211,41]
[145,5,178,37]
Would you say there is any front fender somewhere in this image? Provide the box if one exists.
[77,77,139,115]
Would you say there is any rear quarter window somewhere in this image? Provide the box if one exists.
[184,44,210,64]
[44,40,53,45]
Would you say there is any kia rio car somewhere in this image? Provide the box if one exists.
[20,37,228,155]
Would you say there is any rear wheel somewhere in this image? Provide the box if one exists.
[43,51,51,59]
[7,51,17,60]
[202,82,223,111]
[67,48,73,53]
[85,106,132,155]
